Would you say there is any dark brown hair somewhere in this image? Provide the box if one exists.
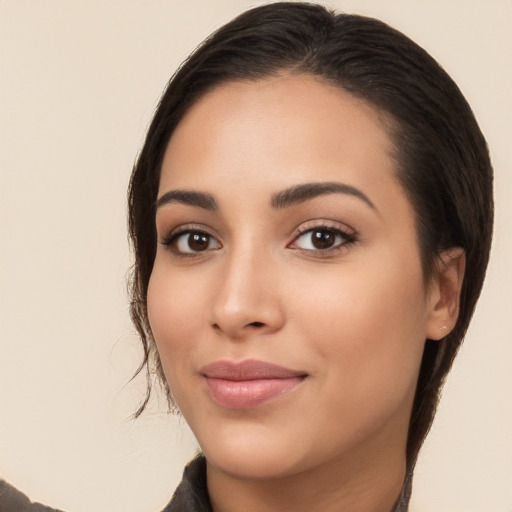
[128,2,493,469]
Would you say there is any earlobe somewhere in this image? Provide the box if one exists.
[426,248,466,340]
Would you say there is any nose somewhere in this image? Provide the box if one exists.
[208,248,285,339]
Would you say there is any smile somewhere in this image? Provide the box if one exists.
[200,359,308,409]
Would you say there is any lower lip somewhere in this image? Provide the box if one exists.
[204,376,306,409]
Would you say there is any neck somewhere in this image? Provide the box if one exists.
[207,439,407,512]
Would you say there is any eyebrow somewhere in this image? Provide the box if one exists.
[155,189,218,211]
[155,181,376,213]
[270,182,376,210]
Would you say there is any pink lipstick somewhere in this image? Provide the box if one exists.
[200,359,307,409]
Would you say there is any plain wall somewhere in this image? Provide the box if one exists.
[1,1,511,511]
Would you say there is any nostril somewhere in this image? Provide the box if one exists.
[210,320,267,335]
[248,321,265,328]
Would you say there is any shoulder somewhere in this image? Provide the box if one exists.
[0,479,64,512]
[160,455,211,512]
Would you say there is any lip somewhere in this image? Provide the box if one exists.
[200,359,308,409]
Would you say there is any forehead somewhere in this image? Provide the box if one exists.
[160,74,405,216]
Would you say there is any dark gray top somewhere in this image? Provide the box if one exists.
[0,479,64,512]
[0,457,411,511]
[161,455,411,512]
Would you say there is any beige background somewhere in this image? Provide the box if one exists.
[1,1,510,511]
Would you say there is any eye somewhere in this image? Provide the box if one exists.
[290,226,356,252]
[163,230,221,255]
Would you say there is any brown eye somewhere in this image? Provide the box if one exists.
[311,230,337,249]
[290,226,355,253]
[188,233,210,251]
[168,230,221,254]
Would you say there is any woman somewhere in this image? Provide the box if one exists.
[0,2,496,512]
[127,3,492,511]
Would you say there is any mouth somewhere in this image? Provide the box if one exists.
[200,359,308,409]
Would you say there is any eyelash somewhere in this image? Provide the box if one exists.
[288,223,357,256]
[160,222,357,258]
[161,225,221,258]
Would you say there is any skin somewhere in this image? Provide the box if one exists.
[147,74,463,512]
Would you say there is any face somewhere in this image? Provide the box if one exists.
[148,74,440,481]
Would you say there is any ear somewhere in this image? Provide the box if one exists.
[426,248,466,340]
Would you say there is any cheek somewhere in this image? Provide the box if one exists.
[147,265,205,376]
[147,264,214,416]
[291,259,427,398]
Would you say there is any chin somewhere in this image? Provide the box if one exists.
[197,425,306,480]
[205,448,301,481]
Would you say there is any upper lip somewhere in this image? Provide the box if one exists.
[200,359,307,381]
